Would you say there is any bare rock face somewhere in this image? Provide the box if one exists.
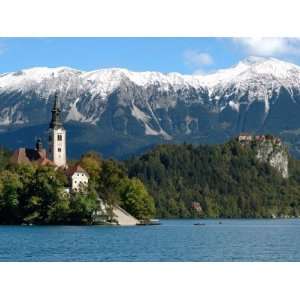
[3,57,300,158]
[255,140,289,178]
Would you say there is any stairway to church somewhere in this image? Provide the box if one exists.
[112,205,140,226]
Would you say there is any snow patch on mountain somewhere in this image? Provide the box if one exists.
[264,91,270,114]
[0,67,81,93]
[131,101,171,139]
[0,110,10,125]
[185,115,198,134]
[229,100,240,112]
[1,56,300,99]
[1,56,300,131]
[131,102,150,123]
[144,123,172,140]
[66,98,85,122]
[145,124,161,136]
[203,56,300,87]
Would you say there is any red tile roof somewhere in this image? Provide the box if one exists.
[36,157,56,167]
[66,163,89,177]
[10,148,54,167]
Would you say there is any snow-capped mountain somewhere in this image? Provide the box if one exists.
[1,56,300,158]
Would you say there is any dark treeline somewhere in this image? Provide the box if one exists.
[126,140,300,218]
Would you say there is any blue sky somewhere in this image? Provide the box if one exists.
[0,38,300,74]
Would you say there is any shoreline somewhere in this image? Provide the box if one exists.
[0,216,295,226]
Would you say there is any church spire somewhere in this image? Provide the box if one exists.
[49,92,63,129]
[48,92,67,167]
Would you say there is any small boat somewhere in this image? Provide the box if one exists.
[193,223,205,226]
[21,223,33,226]
[149,219,160,225]
[138,219,161,226]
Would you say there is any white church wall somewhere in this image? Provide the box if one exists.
[71,172,89,191]
[49,127,67,167]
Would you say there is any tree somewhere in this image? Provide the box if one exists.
[69,188,98,224]
[30,166,67,224]
[0,170,23,224]
[118,178,155,220]
[79,151,102,181]
[126,140,298,218]
[97,160,126,218]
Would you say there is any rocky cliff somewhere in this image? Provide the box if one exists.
[255,139,289,178]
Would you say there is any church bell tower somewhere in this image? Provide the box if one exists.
[48,92,67,167]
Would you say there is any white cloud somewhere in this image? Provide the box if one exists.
[235,38,300,56]
[183,50,214,74]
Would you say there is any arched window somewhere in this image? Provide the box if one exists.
[57,134,62,141]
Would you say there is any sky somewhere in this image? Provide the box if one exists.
[1,38,300,74]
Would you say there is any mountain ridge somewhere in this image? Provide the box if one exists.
[1,56,300,159]
[2,56,300,92]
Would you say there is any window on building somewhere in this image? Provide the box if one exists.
[57,134,62,141]
[49,136,52,142]
[58,148,61,152]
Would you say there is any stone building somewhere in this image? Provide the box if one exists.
[10,139,55,167]
[48,93,67,167]
[66,164,90,192]
[11,93,89,192]
[237,132,253,143]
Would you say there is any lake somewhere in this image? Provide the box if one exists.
[0,219,300,261]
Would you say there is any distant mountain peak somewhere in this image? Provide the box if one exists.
[1,56,300,91]
[241,56,271,64]
[238,56,300,73]
[2,57,300,159]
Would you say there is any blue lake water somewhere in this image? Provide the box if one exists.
[0,219,300,261]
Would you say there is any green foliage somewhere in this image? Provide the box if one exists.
[0,146,11,171]
[118,178,155,220]
[79,152,156,220]
[3,138,300,222]
[0,149,155,224]
[0,170,23,224]
[69,188,98,224]
[79,151,102,180]
[0,163,98,224]
[127,140,300,218]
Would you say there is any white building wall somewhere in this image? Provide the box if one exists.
[48,127,67,167]
[71,172,89,191]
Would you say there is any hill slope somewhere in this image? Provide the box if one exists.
[126,139,300,218]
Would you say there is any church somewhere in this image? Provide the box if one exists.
[10,93,89,192]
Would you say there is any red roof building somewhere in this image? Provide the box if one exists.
[65,163,89,191]
[10,139,55,167]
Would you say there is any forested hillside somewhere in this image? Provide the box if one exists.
[2,138,300,222]
[127,140,300,218]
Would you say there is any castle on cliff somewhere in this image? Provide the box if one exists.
[10,93,89,192]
